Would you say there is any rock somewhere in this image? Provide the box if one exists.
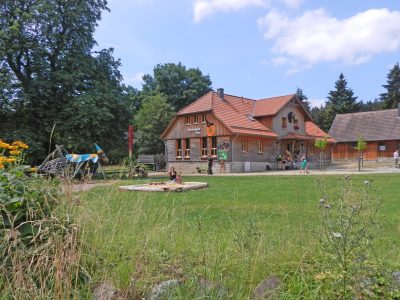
[393,271,400,285]
[251,275,281,299]
[93,282,116,300]
[148,279,180,300]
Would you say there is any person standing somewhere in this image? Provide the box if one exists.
[393,149,399,167]
[300,155,308,174]
[207,157,213,175]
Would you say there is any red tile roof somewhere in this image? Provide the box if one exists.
[164,90,326,140]
[281,133,315,140]
[253,95,295,117]
[306,121,336,143]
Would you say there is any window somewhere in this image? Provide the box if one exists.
[201,137,208,157]
[293,119,299,130]
[241,139,248,152]
[282,117,287,128]
[176,139,182,158]
[258,140,263,153]
[185,138,190,157]
[185,115,191,125]
[201,114,207,123]
[211,137,217,156]
[193,115,199,124]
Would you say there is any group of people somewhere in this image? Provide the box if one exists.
[276,153,308,173]
[168,167,182,183]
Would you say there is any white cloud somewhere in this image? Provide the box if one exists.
[258,8,400,67]
[308,98,326,108]
[193,0,268,22]
[279,0,303,9]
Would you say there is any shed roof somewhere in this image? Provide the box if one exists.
[328,109,400,142]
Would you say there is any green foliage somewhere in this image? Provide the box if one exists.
[296,87,311,111]
[0,0,131,163]
[380,62,400,109]
[316,177,394,298]
[314,136,328,151]
[135,93,174,154]
[355,136,367,152]
[142,62,213,111]
[0,146,87,298]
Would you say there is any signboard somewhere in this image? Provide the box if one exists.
[379,145,386,151]
[188,127,201,135]
[217,150,228,161]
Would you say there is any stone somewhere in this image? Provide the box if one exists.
[148,279,180,300]
[251,275,281,299]
[393,271,400,285]
[93,282,116,300]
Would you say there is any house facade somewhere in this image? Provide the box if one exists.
[161,89,333,173]
[329,107,400,161]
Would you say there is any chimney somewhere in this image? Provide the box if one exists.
[217,88,224,100]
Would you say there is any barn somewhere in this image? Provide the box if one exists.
[329,107,400,161]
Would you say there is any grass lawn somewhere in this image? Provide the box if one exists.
[77,174,400,299]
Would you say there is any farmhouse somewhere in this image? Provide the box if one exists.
[161,89,333,173]
[329,107,400,160]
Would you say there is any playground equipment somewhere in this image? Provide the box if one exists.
[38,144,108,181]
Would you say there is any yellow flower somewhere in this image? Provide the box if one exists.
[0,140,11,149]
[6,158,16,163]
[12,140,29,149]
[0,163,4,169]
[9,149,21,156]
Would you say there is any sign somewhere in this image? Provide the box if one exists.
[128,125,134,158]
[217,150,228,161]
[188,127,201,135]
[207,125,215,136]
[379,145,386,151]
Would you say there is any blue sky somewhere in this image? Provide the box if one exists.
[94,0,400,107]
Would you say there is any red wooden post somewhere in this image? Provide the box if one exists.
[128,125,134,159]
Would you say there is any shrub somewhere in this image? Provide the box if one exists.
[0,139,87,298]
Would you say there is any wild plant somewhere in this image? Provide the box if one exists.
[0,139,87,298]
[315,176,389,298]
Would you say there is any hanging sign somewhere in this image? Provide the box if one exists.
[217,150,228,161]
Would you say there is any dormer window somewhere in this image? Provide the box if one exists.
[282,117,287,128]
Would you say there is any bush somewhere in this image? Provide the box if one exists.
[0,139,88,298]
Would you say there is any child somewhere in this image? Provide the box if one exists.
[300,155,308,174]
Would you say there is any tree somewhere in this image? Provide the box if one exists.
[314,137,328,171]
[296,87,311,111]
[311,104,333,133]
[354,136,367,171]
[0,0,132,163]
[135,94,174,155]
[142,62,212,111]
[380,63,400,109]
[359,98,384,112]
[325,73,360,130]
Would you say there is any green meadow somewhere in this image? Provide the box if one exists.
[78,174,400,299]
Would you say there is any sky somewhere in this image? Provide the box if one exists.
[94,0,400,108]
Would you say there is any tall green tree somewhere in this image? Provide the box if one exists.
[135,94,174,155]
[325,73,360,130]
[380,63,400,109]
[142,62,212,111]
[295,87,311,111]
[0,0,132,162]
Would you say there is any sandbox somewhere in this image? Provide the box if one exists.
[118,182,208,192]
